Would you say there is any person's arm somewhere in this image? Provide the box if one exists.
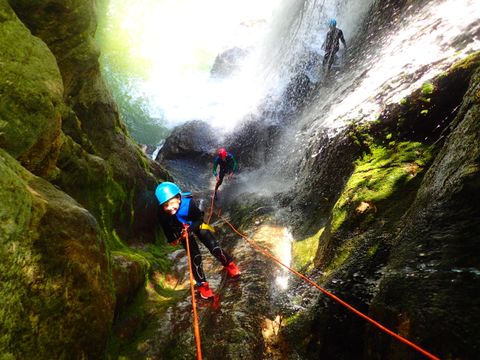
[159,214,180,243]
[231,155,238,173]
[212,156,219,176]
[188,199,204,232]
[340,30,347,48]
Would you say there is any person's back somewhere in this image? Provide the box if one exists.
[322,18,347,73]
[213,148,238,197]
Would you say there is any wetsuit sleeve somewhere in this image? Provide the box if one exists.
[188,199,204,232]
[159,214,179,243]
[212,156,219,175]
[339,30,346,48]
[231,155,238,173]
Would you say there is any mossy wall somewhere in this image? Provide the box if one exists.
[0,0,63,177]
[0,149,115,359]
[1,0,173,357]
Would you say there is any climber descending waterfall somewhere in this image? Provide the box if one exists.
[322,18,347,75]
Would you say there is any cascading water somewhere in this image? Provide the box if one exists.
[235,0,479,196]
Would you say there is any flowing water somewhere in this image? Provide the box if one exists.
[234,0,480,194]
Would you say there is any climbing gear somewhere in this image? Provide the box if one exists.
[155,182,181,205]
[197,282,214,299]
[199,223,216,233]
[220,216,440,360]
[225,261,241,277]
[329,18,337,27]
[218,148,227,159]
[183,224,203,359]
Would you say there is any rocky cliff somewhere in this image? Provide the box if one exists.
[0,0,170,357]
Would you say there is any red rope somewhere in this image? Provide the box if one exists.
[219,216,440,360]
[183,225,203,360]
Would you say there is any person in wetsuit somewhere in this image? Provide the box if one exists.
[322,18,347,74]
[213,148,238,197]
[156,182,240,299]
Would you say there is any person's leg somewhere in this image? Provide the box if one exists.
[214,171,226,193]
[323,49,332,71]
[181,236,206,284]
[327,47,338,71]
[196,229,232,266]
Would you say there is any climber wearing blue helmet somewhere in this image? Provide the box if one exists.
[155,182,240,300]
[322,18,347,74]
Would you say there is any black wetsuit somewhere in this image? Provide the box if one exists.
[213,153,238,192]
[159,195,232,283]
[323,27,346,71]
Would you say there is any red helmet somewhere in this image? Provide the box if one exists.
[218,148,227,159]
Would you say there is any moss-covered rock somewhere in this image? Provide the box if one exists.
[281,54,480,360]
[367,63,480,360]
[0,0,63,177]
[0,148,114,358]
[9,0,169,246]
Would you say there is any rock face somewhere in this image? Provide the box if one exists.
[0,1,63,177]
[367,63,480,360]
[210,47,249,78]
[0,149,114,358]
[277,54,480,359]
[1,0,169,357]
[156,120,219,163]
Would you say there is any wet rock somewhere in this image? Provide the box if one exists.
[111,254,146,314]
[210,47,249,78]
[156,120,219,164]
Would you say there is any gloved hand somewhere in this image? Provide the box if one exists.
[170,238,179,247]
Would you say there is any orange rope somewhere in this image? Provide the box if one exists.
[183,225,203,360]
[220,216,440,360]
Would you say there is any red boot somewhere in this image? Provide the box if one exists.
[197,282,214,299]
[225,261,241,277]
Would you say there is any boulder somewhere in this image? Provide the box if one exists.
[156,120,219,163]
[210,47,249,78]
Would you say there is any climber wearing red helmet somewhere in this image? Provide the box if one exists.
[213,148,238,198]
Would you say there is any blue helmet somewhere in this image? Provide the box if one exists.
[329,18,337,27]
[155,182,181,205]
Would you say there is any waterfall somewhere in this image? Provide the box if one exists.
[236,0,480,195]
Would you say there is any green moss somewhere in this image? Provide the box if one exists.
[367,243,379,257]
[0,149,115,358]
[292,227,324,271]
[331,141,433,233]
[324,238,357,274]
[421,82,434,95]
[0,1,64,176]
[443,51,480,74]
[106,244,186,359]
